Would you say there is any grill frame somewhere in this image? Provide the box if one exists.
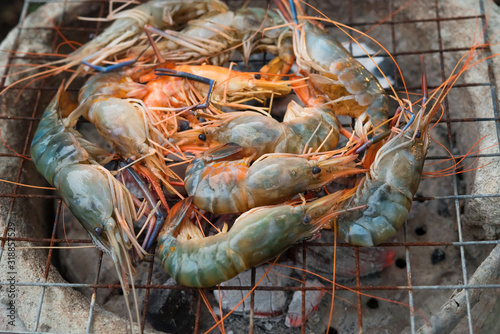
[0,0,499,333]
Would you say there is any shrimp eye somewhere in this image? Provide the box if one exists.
[303,215,312,224]
[312,166,321,174]
[94,227,103,236]
[415,130,422,139]
[254,73,261,80]
[178,120,191,131]
[198,134,207,141]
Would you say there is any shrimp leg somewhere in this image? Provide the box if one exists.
[120,161,167,251]
[81,44,150,73]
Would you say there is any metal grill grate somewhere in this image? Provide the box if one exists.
[1,0,500,333]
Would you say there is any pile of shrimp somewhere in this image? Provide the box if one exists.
[20,0,487,332]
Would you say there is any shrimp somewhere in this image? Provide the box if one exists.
[75,0,229,71]
[173,101,342,157]
[30,85,145,332]
[336,98,433,246]
[282,5,389,138]
[142,65,294,113]
[65,72,182,201]
[158,191,347,288]
[78,0,228,66]
[184,143,364,214]
[138,7,293,67]
[63,72,184,250]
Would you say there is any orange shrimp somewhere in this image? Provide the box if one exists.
[141,64,295,112]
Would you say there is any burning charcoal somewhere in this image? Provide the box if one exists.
[285,279,326,327]
[146,278,196,332]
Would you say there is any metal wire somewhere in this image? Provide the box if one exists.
[0,0,499,333]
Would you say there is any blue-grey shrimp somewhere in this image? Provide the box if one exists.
[30,85,146,332]
[294,22,389,136]
[158,191,349,288]
[335,67,435,246]
[330,33,483,246]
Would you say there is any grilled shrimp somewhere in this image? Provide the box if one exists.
[73,0,228,71]
[142,65,293,112]
[65,72,181,200]
[138,7,293,67]
[67,73,151,161]
[158,192,344,287]
[290,21,389,137]
[173,102,342,157]
[31,85,144,331]
[184,143,363,213]
[336,104,433,246]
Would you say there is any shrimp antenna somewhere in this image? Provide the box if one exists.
[154,68,215,110]
[354,130,391,154]
[81,44,150,73]
[421,55,428,106]
[289,0,299,24]
[144,24,168,63]
[399,54,429,141]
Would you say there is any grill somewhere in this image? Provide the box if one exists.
[0,0,500,333]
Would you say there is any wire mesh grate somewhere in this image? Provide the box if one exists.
[0,0,499,333]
